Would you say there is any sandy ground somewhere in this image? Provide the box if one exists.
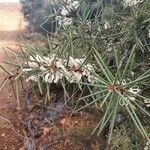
[0,3,26,149]
[0,3,26,109]
[0,3,26,62]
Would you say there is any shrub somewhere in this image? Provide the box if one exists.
[20,0,59,33]
[1,0,150,146]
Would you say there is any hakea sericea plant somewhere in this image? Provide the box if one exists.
[22,54,96,84]
[55,0,80,27]
[73,45,150,143]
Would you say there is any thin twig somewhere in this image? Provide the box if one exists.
[0,65,12,76]
[0,116,24,138]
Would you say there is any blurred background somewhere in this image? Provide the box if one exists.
[0,0,19,2]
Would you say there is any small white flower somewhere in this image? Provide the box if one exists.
[60,1,79,16]
[57,16,73,26]
[104,21,110,30]
[63,0,72,5]
[54,71,64,83]
[22,68,34,72]
[35,55,45,63]
[107,47,112,52]
[42,65,64,83]
[44,73,51,82]
[119,97,135,109]
[82,68,90,76]
[119,97,129,106]
[72,1,79,9]
[116,79,127,85]
[70,72,82,83]
[56,59,66,70]
[26,75,38,82]
[146,104,150,107]
[128,85,140,94]
[131,71,135,76]
[29,56,35,61]
[87,75,97,83]
[40,66,47,71]
[27,61,39,68]
[68,56,85,68]
[144,141,150,150]
[55,15,62,21]
[82,64,95,76]
[53,74,60,83]
[123,0,143,6]
[86,20,92,30]
[58,19,63,26]
[65,71,82,83]
[43,71,55,83]
[122,79,127,85]
[63,17,73,26]
[117,79,132,86]
[144,99,150,108]
[55,16,63,26]
[61,7,69,16]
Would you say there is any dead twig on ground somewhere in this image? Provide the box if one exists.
[0,116,24,138]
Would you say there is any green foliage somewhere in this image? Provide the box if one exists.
[1,0,150,146]
[110,128,134,150]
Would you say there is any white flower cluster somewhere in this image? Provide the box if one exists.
[23,54,96,84]
[117,79,140,94]
[118,79,150,108]
[144,141,150,150]
[123,0,144,6]
[117,79,141,106]
[55,0,79,27]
